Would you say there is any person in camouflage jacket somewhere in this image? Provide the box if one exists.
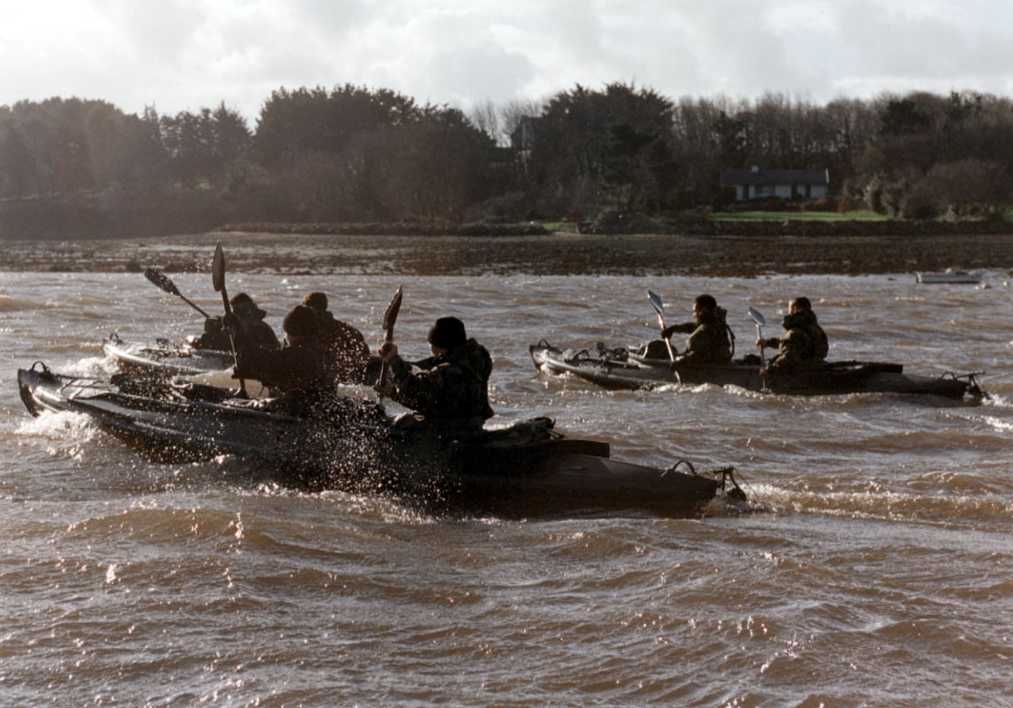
[228,304,328,416]
[378,316,494,430]
[661,294,734,364]
[757,297,829,371]
[303,291,371,385]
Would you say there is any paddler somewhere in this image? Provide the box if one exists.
[197,293,280,352]
[661,294,734,364]
[225,304,327,415]
[756,297,829,371]
[303,291,371,385]
[377,316,494,432]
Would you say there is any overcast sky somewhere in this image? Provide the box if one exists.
[2,0,1012,121]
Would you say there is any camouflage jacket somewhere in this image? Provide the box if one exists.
[664,319,733,364]
[233,333,329,416]
[766,311,829,371]
[316,310,371,385]
[387,339,494,427]
[229,313,281,353]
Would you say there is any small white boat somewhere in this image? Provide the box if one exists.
[915,269,983,284]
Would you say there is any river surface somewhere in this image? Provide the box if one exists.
[2,271,1012,705]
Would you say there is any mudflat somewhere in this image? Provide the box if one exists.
[2,229,1012,276]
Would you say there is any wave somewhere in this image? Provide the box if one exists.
[0,294,49,312]
[751,481,1013,528]
[16,409,97,443]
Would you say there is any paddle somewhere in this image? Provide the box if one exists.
[747,306,767,367]
[647,290,676,362]
[212,242,247,398]
[377,286,404,402]
[144,267,213,319]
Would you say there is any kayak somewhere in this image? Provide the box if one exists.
[103,332,234,378]
[530,340,986,401]
[17,362,742,517]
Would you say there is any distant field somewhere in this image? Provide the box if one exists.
[712,210,888,221]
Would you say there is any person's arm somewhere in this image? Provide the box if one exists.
[766,331,804,370]
[387,357,448,415]
[678,326,712,363]
[661,321,696,339]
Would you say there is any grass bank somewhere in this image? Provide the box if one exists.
[712,210,888,221]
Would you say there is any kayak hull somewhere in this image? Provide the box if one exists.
[530,342,983,401]
[18,364,730,517]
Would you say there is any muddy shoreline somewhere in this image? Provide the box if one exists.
[2,230,1012,276]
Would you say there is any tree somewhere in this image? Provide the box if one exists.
[525,82,677,214]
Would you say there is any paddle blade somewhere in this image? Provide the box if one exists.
[747,306,767,327]
[212,243,226,293]
[383,286,403,336]
[144,267,180,296]
[647,290,665,316]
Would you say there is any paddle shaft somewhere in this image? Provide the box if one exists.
[376,286,404,403]
[145,268,213,319]
[212,245,248,399]
[754,323,765,367]
[378,326,394,403]
[220,291,248,398]
[180,293,212,319]
[656,312,676,362]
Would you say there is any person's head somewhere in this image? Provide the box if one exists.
[788,297,812,315]
[231,292,265,319]
[693,294,718,322]
[303,292,328,312]
[283,304,318,344]
[427,316,467,355]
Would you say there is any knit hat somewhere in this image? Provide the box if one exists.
[427,317,467,350]
[283,305,319,337]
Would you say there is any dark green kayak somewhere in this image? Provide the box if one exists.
[18,362,741,518]
[530,340,985,401]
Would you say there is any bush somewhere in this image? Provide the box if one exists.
[462,191,529,223]
[801,197,838,212]
[900,180,941,219]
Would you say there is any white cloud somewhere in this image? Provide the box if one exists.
[1,0,1013,120]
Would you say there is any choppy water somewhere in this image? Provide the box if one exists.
[2,270,1013,705]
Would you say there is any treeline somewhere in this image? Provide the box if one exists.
[2,84,1013,239]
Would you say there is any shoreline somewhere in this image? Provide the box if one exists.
[1,230,1012,277]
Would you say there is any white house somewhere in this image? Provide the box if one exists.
[720,166,830,201]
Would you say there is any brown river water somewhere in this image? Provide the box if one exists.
[2,269,1013,705]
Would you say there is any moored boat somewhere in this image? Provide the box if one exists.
[530,340,985,401]
[17,362,742,517]
[915,269,984,285]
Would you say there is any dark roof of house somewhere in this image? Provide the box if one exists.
[720,168,829,186]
